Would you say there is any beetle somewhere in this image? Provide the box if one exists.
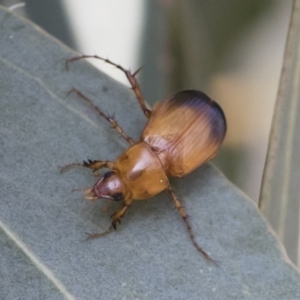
[62,55,226,264]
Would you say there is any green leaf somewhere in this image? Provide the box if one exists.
[259,0,300,264]
[0,6,299,299]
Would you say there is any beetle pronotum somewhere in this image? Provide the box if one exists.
[62,55,227,264]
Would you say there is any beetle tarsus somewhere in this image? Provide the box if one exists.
[112,221,117,230]
[82,159,113,171]
[67,87,77,96]
[60,160,114,173]
[59,163,82,174]
[110,202,131,230]
[85,225,113,240]
[111,217,122,230]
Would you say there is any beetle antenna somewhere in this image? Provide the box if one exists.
[72,187,92,192]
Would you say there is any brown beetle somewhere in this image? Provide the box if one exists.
[62,55,226,264]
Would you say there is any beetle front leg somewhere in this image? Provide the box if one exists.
[60,160,114,174]
[68,88,135,144]
[110,199,132,229]
[86,199,133,239]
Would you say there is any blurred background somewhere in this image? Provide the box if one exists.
[1,0,292,204]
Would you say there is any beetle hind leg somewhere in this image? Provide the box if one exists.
[167,187,219,266]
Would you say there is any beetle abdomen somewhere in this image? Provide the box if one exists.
[142,90,226,177]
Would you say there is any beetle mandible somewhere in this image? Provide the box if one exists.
[62,55,227,264]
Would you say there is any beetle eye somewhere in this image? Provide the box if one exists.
[112,192,124,201]
[103,171,115,179]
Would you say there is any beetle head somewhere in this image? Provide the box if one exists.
[84,171,127,202]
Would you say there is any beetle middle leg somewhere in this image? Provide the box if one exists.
[167,187,219,265]
[68,88,135,145]
[66,55,151,118]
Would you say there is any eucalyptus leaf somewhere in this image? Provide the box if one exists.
[0,6,300,300]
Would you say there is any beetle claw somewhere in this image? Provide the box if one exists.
[111,212,122,230]
[112,220,121,229]
[112,221,117,230]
